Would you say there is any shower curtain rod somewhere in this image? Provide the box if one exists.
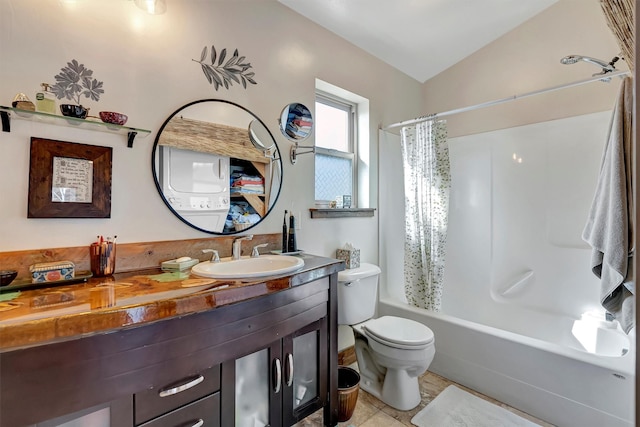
[381,70,631,131]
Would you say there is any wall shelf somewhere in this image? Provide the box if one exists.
[0,106,151,147]
[309,208,376,218]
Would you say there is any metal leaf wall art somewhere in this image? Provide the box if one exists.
[51,59,104,104]
[193,45,257,91]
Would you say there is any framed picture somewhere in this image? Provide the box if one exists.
[28,137,112,218]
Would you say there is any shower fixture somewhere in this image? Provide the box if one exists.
[560,55,621,81]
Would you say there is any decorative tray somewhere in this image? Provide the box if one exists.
[0,271,93,293]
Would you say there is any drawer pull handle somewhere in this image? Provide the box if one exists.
[285,353,294,387]
[189,419,204,427]
[158,374,205,397]
[273,358,282,393]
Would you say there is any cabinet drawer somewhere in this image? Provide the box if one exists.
[136,365,221,424]
[138,392,220,427]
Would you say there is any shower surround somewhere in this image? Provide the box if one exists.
[378,111,634,427]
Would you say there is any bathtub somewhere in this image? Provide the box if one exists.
[377,114,635,427]
[378,297,634,427]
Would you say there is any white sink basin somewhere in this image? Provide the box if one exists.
[191,255,304,279]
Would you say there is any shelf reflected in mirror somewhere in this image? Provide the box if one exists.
[151,99,283,234]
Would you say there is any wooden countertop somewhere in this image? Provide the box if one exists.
[0,253,343,352]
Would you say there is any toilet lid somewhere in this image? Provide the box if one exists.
[362,316,434,348]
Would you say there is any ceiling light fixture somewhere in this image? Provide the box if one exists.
[134,0,166,15]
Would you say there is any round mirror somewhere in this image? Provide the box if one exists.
[279,103,313,141]
[152,99,283,234]
[249,119,275,157]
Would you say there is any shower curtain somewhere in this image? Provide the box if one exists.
[400,119,450,311]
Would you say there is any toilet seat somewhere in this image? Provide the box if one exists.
[362,316,434,350]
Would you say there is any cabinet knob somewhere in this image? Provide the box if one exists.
[202,249,220,263]
[158,374,205,397]
[285,353,294,387]
[251,243,269,258]
[273,358,282,394]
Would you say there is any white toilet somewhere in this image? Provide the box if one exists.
[337,263,435,411]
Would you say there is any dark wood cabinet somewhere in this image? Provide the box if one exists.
[2,270,339,427]
[221,317,328,427]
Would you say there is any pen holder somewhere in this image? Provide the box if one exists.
[90,241,116,277]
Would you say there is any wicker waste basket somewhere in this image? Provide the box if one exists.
[337,366,360,422]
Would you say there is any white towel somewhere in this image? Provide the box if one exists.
[582,76,634,333]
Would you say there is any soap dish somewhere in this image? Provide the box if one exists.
[161,257,199,271]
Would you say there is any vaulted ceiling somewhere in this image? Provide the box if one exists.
[278,0,559,83]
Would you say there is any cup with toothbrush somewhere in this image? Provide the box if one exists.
[89,235,117,277]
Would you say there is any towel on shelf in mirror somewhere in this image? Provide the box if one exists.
[231,173,264,194]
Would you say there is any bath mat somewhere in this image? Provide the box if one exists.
[411,385,540,427]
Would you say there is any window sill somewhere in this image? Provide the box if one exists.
[309,208,376,218]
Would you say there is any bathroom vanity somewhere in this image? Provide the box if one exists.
[0,253,343,427]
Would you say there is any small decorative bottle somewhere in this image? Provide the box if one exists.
[35,83,56,114]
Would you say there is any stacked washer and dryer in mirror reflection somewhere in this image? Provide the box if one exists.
[159,146,230,233]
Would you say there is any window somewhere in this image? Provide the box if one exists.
[314,93,356,207]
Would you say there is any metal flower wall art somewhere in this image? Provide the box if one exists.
[51,59,104,105]
[193,45,257,91]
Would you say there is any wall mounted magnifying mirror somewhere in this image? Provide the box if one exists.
[249,119,276,158]
[152,99,282,234]
[279,103,315,164]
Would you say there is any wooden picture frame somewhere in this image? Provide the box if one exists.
[28,137,112,218]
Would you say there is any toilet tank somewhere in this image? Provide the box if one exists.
[337,263,382,325]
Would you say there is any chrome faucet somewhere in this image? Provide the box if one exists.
[202,249,220,263]
[232,235,253,260]
[251,243,269,258]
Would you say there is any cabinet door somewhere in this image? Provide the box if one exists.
[34,397,132,427]
[222,318,329,427]
[282,317,328,426]
[223,340,283,427]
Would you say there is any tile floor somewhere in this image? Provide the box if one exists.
[296,370,555,427]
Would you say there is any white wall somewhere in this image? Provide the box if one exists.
[381,111,613,326]
[421,0,625,138]
[0,0,423,258]
[378,0,626,322]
